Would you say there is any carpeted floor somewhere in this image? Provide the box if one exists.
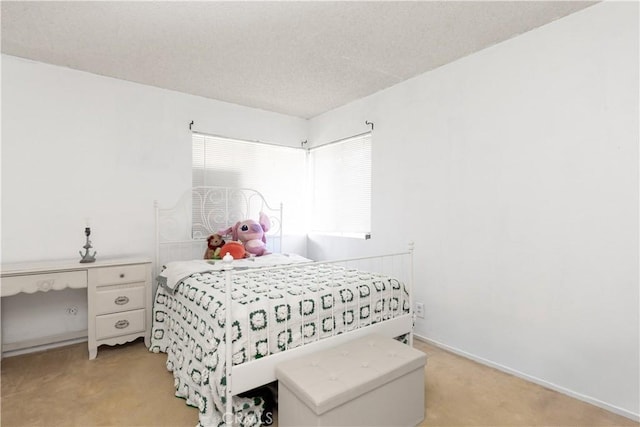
[1,338,637,427]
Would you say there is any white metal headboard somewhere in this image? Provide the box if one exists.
[154,186,283,273]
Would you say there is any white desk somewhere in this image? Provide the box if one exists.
[1,257,152,359]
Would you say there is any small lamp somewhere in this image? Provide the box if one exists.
[79,227,97,263]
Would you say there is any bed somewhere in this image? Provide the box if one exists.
[150,187,414,427]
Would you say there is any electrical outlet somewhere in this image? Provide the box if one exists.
[66,306,79,316]
[415,302,425,319]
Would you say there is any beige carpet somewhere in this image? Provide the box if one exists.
[1,338,637,427]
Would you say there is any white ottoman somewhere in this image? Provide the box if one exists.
[275,334,426,427]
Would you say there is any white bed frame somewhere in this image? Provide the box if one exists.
[154,186,414,425]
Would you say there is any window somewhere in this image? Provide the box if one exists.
[192,132,372,239]
[308,133,372,238]
[192,133,307,234]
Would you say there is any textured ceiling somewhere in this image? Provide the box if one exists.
[1,1,597,119]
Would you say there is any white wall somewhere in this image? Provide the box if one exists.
[1,55,307,346]
[308,1,639,419]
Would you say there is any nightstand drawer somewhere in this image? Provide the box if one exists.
[1,270,86,296]
[94,264,147,287]
[95,284,145,315]
[95,309,145,340]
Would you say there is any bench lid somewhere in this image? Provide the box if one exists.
[275,334,426,415]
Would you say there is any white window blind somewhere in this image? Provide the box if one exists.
[192,133,307,233]
[308,132,372,237]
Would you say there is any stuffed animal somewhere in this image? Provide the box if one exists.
[219,212,271,256]
[203,233,225,259]
[219,241,246,260]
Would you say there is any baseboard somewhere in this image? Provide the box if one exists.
[2,330,88,358]
[414,334,640,423]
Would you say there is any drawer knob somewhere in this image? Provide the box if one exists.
[114,296,129,305]
[114,320,130,329]
[119,273,125,278]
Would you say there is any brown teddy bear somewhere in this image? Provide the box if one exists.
[203,233,226,259]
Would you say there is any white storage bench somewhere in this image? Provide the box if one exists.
[275,334,426,427]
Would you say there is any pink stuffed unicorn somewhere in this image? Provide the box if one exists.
[218,212,271,256]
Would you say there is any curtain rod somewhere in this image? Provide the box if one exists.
[190,120,373,150]
[191,128,306,151]
[309,120,374,150]
[309,130,372,151]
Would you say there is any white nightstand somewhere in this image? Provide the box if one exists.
[1,257,152,359]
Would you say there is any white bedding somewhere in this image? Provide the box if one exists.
[157,253,312,291]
